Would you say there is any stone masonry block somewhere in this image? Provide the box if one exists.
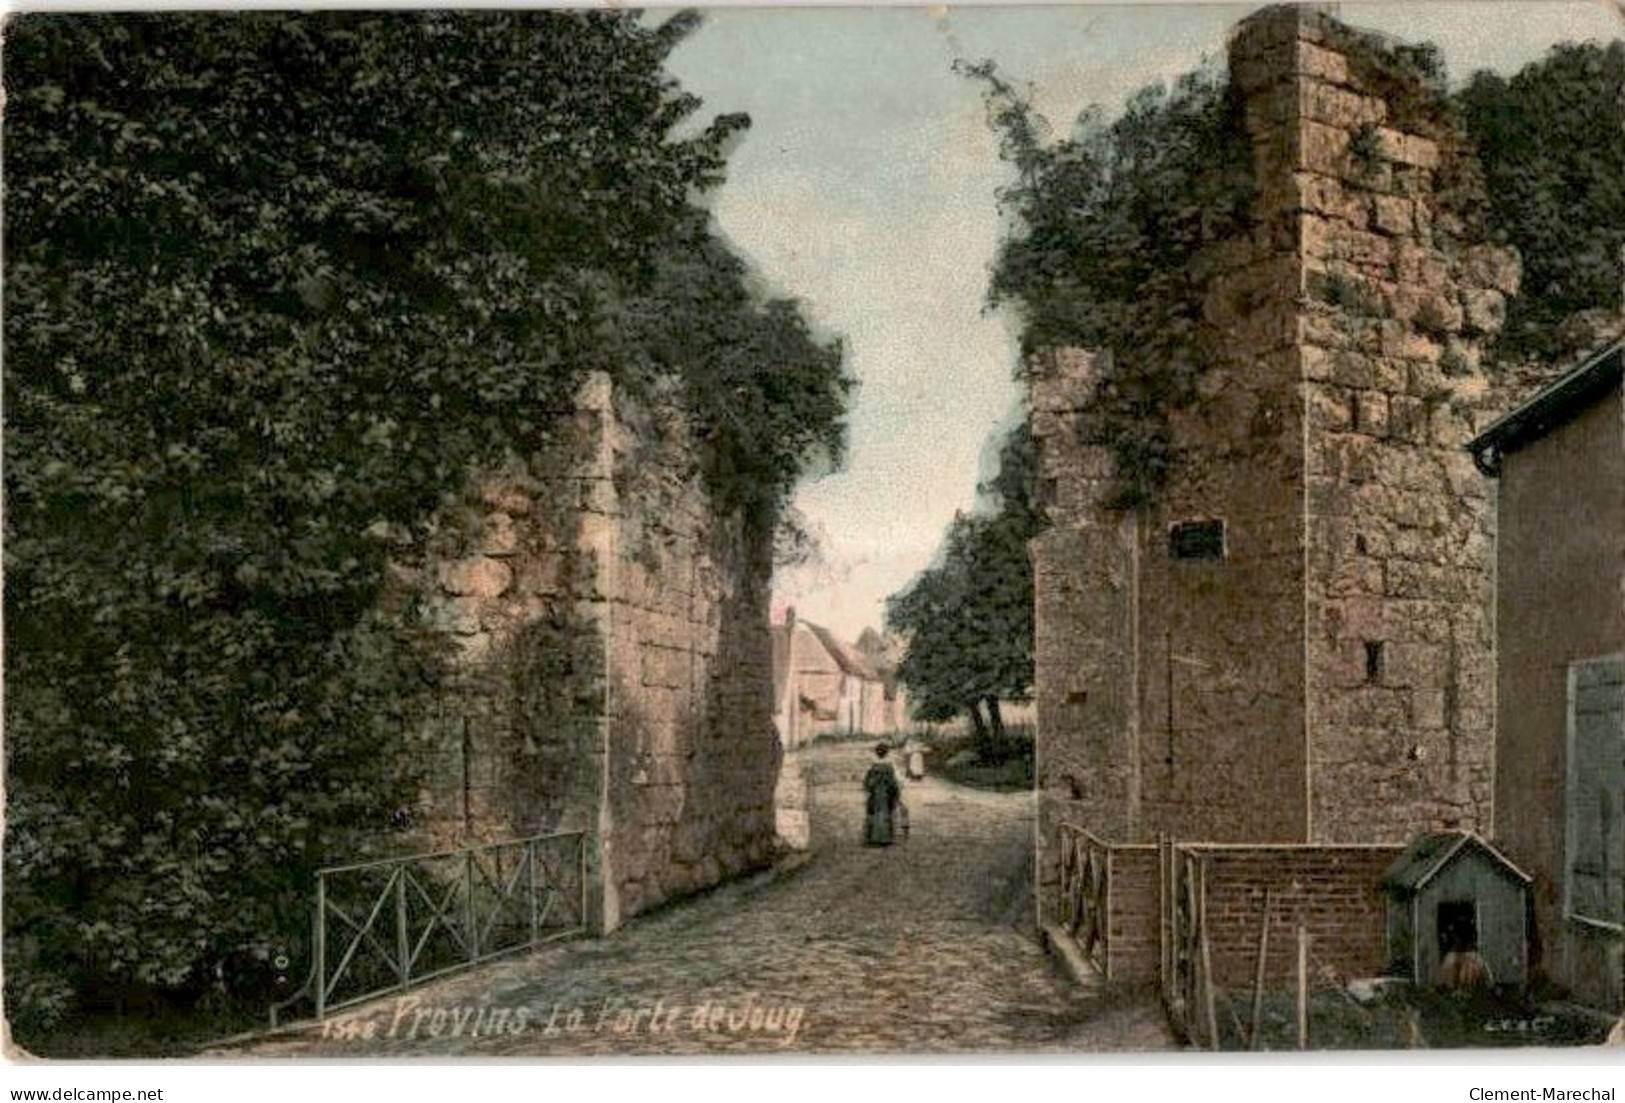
[639,643,689,689]
[1370,195,1413,237]
[1461,245,1521,297]
[1291,172,1368,226]
[479,511,519,557]
[1300,82,1387,130]
[1296,39,1350,86]
[437,556,512,599]
[1461,288,1506,335]
[1298,119,1351,175]
[1374,127,1440,169]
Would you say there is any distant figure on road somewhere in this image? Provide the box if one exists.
[863,742,901,847]
[902,735,926,781]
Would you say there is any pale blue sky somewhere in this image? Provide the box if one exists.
[664,2,1624,640]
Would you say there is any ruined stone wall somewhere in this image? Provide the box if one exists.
[412,372,779,933]
[1034,10,1314,847]
[1032,349,1144,871]
[1237,7,1514,841]
[1132,30,1312,837]
[414,395,611,852]
[598,383,780,929]
[1033,6,1519,858]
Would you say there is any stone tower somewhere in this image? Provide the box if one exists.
[1032,5,1520,856]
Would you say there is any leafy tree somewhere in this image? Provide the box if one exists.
[1458,41,1625,362]
[4,11,847,1041]
[620,223,849,527]
[886,423,1044,750]
[887,532,979,728]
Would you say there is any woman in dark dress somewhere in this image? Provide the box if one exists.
[862,743,901,846]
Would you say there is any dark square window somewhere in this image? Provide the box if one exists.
[1170,520,1225,561]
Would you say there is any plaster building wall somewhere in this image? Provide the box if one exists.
[789,623,846,732]
[1494,384,1625,1008]
[773,617,902,742]
[856,678,891,736]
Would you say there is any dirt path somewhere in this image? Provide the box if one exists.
[230,741,1172,1056]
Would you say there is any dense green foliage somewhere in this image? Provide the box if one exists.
[886,423,1044,742]
[627,230,850,525]
[968,32,1624,506]
[1458,41,1625,362]
[4,10,848,1039]
[960,58,1255,508]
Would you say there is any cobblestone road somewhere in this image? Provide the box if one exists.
[235,742,1172,1056]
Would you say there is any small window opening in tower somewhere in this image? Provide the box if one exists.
[1365,640,1384,684]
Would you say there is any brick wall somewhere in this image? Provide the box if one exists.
[1104,845,1160,983]
[1189,844,1401,988]
[1047,831,1401,991]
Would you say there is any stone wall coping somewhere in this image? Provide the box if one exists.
[1182,841,1407,852]
[1052,829,1407,854]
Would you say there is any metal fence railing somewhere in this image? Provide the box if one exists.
[271,830,589,1025]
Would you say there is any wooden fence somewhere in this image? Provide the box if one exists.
[1163,840,1403,1047]
[1053,822,1403,1047]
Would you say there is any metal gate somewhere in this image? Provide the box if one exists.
[271,830,589,1025]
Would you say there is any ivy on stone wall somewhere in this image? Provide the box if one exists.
[1323,23,1625,365]
[971,24,1623,509]
[960,58,1256,509]
[615,220,851,536]
[1459,41,1625,363]
[4,10,847,1046]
